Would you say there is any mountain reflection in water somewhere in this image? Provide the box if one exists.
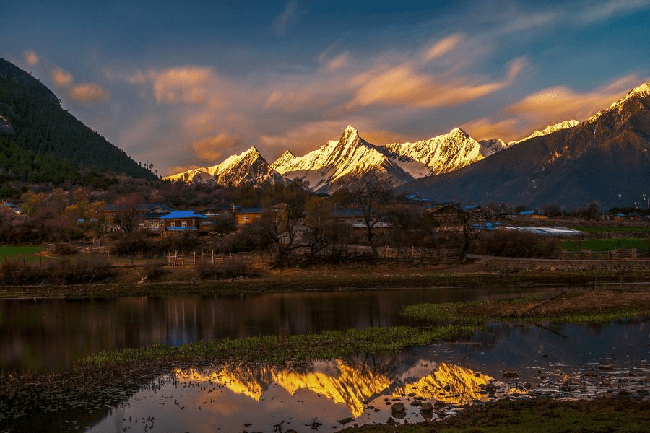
[172,360,483,418]
[86,320,649,433]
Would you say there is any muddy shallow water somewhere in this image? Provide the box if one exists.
[72,319,650,433]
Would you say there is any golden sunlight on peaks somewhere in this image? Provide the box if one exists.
[273,360,390,418]
[395,363,492,405]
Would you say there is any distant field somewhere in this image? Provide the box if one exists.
[561,238,649,254]
[0,245,46,262]
[579,226,650,232]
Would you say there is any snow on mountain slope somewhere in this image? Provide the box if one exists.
[164,146,286,187]
[271,125,414,191]
[478,139,508,157]
[510,120,580,145]
[384,128,483,174]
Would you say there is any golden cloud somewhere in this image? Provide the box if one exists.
[152,67,212,105]
[464,74,646,142]
[51,68,73,87]
[347,58,526,110]
[23,50,39,66]
[462,117,521,142]
[69,84,109,102]
[506,74,640,126]
[422,34,463,62]
[190,133,242,163]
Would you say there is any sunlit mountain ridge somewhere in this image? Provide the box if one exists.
[166,125,504,192]
[403,82,650,208]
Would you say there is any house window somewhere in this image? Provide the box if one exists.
[170,222,175,227]
[181,221,187,228]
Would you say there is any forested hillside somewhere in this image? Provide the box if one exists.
[0,59,156,187]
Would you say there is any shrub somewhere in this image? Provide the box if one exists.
[53,242,78,255]
[196,259,260,280]
[142,261,168,281]
[45,254,115,284]
[470,230,560,258]
[0,255,115,285]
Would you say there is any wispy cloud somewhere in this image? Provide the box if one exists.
[346,57,526,110]
[273,1,299,37]
[579,0,650,23]
[69,83,109,102]
[421,34,463,62]
[23,50,39,66]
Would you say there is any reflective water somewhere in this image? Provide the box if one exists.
[81,319,648,433]
[0,286,544,370]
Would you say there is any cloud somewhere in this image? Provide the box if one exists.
[69,84,109,102]
[422,34,463,62]
[259,120,351,157]
[190,133,242,163]
[462,117,521,142]
[346,57,526,110]
[325,52,350,72]
[51,68,73,87]
[273,1,298,37]
[579,0,650,23]
[464,74,646,142]
[151,67,212,105]
[506,74,640,124]
[129,67,235,108]
[23,50,39,66]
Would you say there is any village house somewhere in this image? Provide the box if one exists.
[236,208,263,226]
[160,211,208,232]
[427,204,467,231]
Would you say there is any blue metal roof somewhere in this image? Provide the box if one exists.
[160,211,208,219]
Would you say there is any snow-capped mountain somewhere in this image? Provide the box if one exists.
[403,82,650,209]
[168,125,498,192]
[164,146,287,187]
[478,139,508,157]
[271,125,416,192]
[510,120,580,145]
[384,127,483,174]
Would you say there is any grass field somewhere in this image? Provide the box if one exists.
[561,237,649,254]
[0,245,45,262]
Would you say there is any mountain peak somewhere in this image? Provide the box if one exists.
[340,125,360,143]
[588,82,650,123]
[449,127,470,138]
[245,145,261,156]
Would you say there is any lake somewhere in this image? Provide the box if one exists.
[1,286,544,371]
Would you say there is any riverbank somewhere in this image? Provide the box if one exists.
[2,259,650,299]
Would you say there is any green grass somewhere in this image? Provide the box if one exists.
[82,325,475,368]
[0,245,45,262]
[561,237,649,254]
[579,226,650,233]
[401,296,650,325]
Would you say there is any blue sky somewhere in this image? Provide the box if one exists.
[2,0,650,175]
